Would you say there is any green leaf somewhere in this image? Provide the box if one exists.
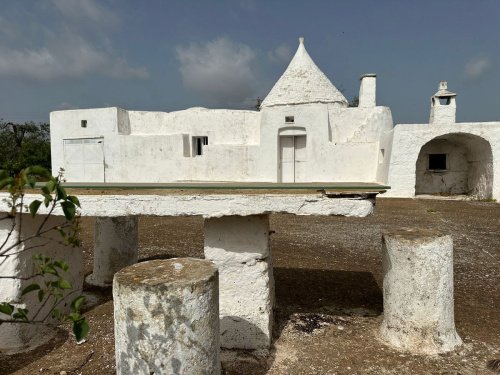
[0,303,14,316]
[45,179,56,193]
[73,319,89,342]
[60,201,76,220]
[54,260,69,272]
[67,312,81,321]
[67,195,81,208]
[51,308,63,319]
[28,200,42,217]
[42,265,58,276]
[27,175,36,188]
[0,177,14,190]
[34,254,50,263]
[38,289,45,302]
[71,296,86,311]
[13,309,29,321]
[25,165,51,179]
[41,186,50,195]
[58,279,72,290]
[21,283,40,296]
[56,185,67,200]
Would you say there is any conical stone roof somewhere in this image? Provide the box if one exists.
[261,38,347,108]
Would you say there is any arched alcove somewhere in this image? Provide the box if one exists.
[415,133,493,199]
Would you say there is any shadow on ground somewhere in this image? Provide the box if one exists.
[273,267,383,339]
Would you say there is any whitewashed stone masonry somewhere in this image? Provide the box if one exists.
[86,216,138,287]
[0,214,83,352]
[380,228,462,354]
[204,214,274,350]
[113,258,220,375]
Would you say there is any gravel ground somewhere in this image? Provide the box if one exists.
[1,198,499,374]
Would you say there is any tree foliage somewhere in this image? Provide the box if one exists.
[349,95,359,107]
[0,167,88,342]
[0,120,51,176]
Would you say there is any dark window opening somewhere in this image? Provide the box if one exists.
[438,97,451,105]
[81,120,87,128]
[193,136,208,156]
[285,116,294,123]
[428,153,447,170]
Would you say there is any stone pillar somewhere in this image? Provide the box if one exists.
[113,258,220,375]
[380,228,462,354]
[0,214,83,353]
[204,214,274,350]
[86,216,138,287]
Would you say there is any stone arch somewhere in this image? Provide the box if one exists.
[415,133,493,198]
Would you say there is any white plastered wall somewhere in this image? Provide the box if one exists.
[51,107,261,182]
[387,122,500,200]
[254,103,393,183]
[50,103,393,184]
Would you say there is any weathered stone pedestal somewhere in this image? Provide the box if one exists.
[380,228,462,354]
[0,214,83,353]
[113,258,220,375]
[86,216,138,287]
[204,214,274,350]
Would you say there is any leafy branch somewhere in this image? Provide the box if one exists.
[0,166,88,342]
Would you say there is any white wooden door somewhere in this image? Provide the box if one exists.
[63,138,105,182]
[294,135,307,182]
[279,135,307,182]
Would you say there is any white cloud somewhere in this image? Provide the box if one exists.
[464,57,491,81]
[0,1,148,81]
[51,0,119,29]
[176,38,257,106]
[268,44,292,64]
[0,33,149,81]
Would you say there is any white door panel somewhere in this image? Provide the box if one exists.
[279,135,307,182]
[63,138,105,182]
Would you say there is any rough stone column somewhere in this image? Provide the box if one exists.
[380,228,462,354]
[86,216,138,287]
[204,214,274,350]
[113,258,220,375]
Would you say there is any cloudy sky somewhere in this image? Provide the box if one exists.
[0,0,499,124]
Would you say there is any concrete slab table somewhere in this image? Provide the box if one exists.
[0,182,388,351]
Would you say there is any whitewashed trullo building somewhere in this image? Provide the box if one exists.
[50,38,500,199]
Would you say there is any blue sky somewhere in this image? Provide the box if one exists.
[0,0,499,124]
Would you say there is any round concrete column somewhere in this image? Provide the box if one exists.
[113,258,220,375]
[86,216,138,287]
[380,228,462,354]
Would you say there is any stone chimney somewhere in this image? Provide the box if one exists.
[430,81,456,125]
[359,74,376,108]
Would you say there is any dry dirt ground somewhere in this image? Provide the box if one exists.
[1,198,499,375]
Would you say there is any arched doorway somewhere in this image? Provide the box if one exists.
[415,133,493,199]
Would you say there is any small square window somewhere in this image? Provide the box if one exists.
[193,136,208,156]
[428,154,447,170]
[285,116,294,123]
[81,120,87,128]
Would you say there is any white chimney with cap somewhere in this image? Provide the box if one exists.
[359,73,377,108]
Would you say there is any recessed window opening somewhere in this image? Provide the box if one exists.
[428,153,447,170]
[285,116,294,123]
[193,136,208,156]
[81,120,87,128]
[438,97,451,105]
